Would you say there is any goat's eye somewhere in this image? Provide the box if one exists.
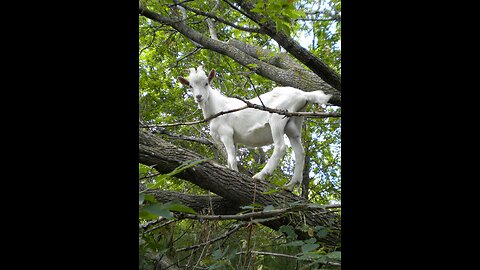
[205,83,208,86]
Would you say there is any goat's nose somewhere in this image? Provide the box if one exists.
[196,95,202,99]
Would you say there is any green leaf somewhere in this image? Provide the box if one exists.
[298,252,324,261]
[282,240,304,247]
[246,63,259,69]
[143,194,157,203]
[139,194,145,205]
[167,158,210,177]
[163,202,198,214]
[212,249,223,260]
[301,243,320,253]
[326,251,341,260]
[304,238,317,244]
[143,203,174,219]
[146,158,210,190]
[279,225,297,240]
[139,209,159,220]
[263,205,275,211]
[316,227,329,238]
[325,251,342,260]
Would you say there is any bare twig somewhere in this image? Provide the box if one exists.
[176,47,202,63]
[236,250,298,260]
[247,76,265,107]
[140,105,248,128]
[140,216,170,230]
[150,126,214,145]
[174,204,335,222]
[140,99,340,129]
[235,97,341,118]
[177,1,265,33]
[139,29,157,55]
[144,219,177,234]
[222,0,260,25]
[176,223,246,252]
[236,251,341,266]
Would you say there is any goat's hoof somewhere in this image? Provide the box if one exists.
[252,173,264,180]
[283,181,297,192]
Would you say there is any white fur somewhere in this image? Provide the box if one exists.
[178,66,331,191]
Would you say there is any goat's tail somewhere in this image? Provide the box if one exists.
[304,90,332,105]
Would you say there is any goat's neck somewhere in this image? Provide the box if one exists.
[200,89,230,119]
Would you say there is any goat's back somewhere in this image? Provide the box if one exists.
[249,87,329,111]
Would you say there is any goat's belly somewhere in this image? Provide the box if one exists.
[234,125,273,147]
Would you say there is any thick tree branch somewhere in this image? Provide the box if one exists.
[177,2,265,34]
[139,129,340,246]
[233,0,341,92]
[142,188,242,215]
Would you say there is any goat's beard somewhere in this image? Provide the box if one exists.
[196,99,205,109]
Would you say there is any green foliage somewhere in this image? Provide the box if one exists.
[251,0,306,36]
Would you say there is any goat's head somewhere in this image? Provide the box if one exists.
[178,66,216,104]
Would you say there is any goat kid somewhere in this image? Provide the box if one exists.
[178,66,331,192]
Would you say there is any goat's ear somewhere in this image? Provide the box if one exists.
[178,76,190,87]
[208,69,216,84]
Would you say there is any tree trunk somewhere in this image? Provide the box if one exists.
[139,128,340,246]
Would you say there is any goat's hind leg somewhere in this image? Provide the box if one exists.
[252,115,288,180]
[284,117,306,192]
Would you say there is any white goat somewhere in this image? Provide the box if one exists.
[178,66,331,191]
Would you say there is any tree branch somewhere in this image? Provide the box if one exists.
[174,204,337,221]
[139,129,340,246]
[138,3,341,106]
[177,2,265,34]
[142,188,242,215]
[139,105,248,128]
[233,0,341,92]
[175,223,246,252]
[235,97,341,118]
[149,126,214,145]
[236,251,341,266]
[140,99,340,129]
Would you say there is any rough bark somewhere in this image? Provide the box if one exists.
[139,128,340,246]
[138,3,341,107]
[233,0,341,92]
[228,39,341,106]
[142,188,242,215]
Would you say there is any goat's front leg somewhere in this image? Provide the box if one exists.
[253,116,288,180]
[219,132,238,171]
